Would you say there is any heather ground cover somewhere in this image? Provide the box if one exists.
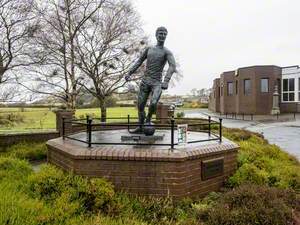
[1,128,299,224]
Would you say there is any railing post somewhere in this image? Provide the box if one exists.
[219,118,222,142]
[277,112,279,120]
[87,118,92,147]
[127,114,130,132]
[171,117,175,149]
[86,115,90,136]
[208,116,211,136]
[294,112,296,119]
[62,117,65,139]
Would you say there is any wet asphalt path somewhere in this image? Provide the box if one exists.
[183,109,300,159]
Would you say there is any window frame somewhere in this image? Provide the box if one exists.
[260,78,269,93]
[227,82,233,96]
[282,78,295,102]
[244,79,251,96]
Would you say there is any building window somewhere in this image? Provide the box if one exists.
[227,82,233,96]
[282,78,295,102]
[235,80,238,94]
[260,78,269,93]
[244,79,251,95]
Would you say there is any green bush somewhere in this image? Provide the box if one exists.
[176,111,185,118]
[111,194,197,225]
[28,164,115,213]
[0,157,33,181]
[27,164,65,201]
[222,128,300,191]
[63,175,115,213]
[197,184,300,225]
[183,101,208,109]
[77,112,98,120]
[2,142,47,161]
[48,191,83,224]
[228,163,269,186]
[83,215,148,225]
[0,182,48,225]
[0,113,25,127]
[223,128,265,142]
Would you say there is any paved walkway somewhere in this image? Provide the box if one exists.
[182,109,300,159]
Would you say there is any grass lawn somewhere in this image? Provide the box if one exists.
[0,107,138,133]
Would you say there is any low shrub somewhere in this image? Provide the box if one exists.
[228,163,269,186]
[196,184,300,225]
[2,142,47,161]
[27,164,115,213]
[176,111,185,118]
[183,101,208,109]
[0,157,32,181]
[0,182,48,225]
[77,112,98,120]
[27,164,65,201]
[222,128,300,191]
[111,194,198,225]
[0,112,25,127]
[0,118,14,127]
[63,175,115,213]
[223,128,265,142]
[83,215,148,225]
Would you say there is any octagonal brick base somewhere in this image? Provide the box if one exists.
[47,130,239,199]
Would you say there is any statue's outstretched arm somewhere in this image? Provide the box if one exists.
[163,51,176,83]
[128,48,148,76]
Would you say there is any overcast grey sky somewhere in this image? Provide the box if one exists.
[133,0,300,95]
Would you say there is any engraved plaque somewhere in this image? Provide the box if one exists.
[201,157,224,180]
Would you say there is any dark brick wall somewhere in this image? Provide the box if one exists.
[220,71,236,114]
[280,102,300,113]
[208,78,220,112]
[209,65,282,115]
[253,66,281,114]
[236,67,257,114]
[0,131,59,147]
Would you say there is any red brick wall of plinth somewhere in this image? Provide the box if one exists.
[47,141,238,199]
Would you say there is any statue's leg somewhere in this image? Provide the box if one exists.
[146,84,162,123]
[132,82,150,133]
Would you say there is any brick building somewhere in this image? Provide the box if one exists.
[209,65,300,115]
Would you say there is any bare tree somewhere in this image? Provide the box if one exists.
[0,0,36,85]
[21,0,107,109]
[74,0,145,120]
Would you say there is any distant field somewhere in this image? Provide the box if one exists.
[0,107,138,133]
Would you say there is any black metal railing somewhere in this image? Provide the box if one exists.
[62,115,223,149]
[221,112,298,121]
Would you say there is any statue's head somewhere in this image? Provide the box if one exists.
[155,26,168,43]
